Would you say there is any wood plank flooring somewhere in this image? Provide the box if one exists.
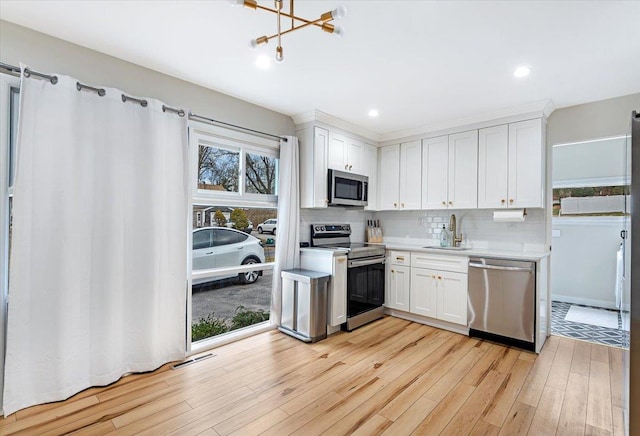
[0,316,625,435]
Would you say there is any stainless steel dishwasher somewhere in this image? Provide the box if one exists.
[468,257,536,351]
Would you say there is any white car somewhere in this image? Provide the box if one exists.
[257,219,277,235]
[192,227,265,285]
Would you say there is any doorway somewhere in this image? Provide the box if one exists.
[550,136,630,349]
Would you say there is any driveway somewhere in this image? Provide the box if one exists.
[192,269,273,323]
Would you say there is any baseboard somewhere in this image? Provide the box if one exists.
[384,308,469,336]
[552,294,618,310]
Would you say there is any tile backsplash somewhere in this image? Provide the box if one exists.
[300,207,547,251]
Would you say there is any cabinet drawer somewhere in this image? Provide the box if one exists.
[411,252,468,273]
[388,250,410,266]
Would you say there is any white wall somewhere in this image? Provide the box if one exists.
[551,217,623,309]
[553,137,629,187]
[0,20,296,136]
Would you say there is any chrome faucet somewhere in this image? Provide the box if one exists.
[449,214,463,247]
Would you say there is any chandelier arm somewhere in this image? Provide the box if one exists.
[260,17,324,42]
[255,4,330,27]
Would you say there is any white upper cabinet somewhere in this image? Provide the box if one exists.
[364,144,379,211]
[378,144,400,210]
[379,141,422,210]
[478,119,543,208]
[299,126,329,208]
[399,140,422,210]
[422,131,478,210]
[422,136,449,209]
[508,119,544,208]
[447,130,478,209]
[328,131,364,174]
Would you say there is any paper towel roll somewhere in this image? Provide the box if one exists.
[493,209,526,222]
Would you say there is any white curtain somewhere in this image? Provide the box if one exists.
[270,136,300,325]
[2,68,189,416]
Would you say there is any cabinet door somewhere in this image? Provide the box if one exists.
[422,136,449,210]
[329,255,348,326]
[386,264,410,311]
[399,140,422,210]
[437,270,468,325]
[478,124,509,209]
[328,131,347,171]
[410,267,438,318]
[300,126,328,208]
[378,144,400,210]
[364,144,378,211]
[509,119,543,208]
[346,138,364,174]
[448,130,478,209]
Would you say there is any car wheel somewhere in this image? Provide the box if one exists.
[239,257,260,284]
[272,228,276,235]
[258,227,263,234]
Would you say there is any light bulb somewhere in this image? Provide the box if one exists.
[332,26,344,37]
[250,36,269,49]
[275,46,284,62]
[514,66,530,78]
[368,109,379,117]
[331,6,347,19]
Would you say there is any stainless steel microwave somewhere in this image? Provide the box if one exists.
[328,169,368,207]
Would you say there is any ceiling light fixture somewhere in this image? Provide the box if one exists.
[368,109,379,117]
[233,0,346,62]
[514,66,531,78]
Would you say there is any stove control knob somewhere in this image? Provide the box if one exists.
[343,225,350,231]
[321,226,326,231]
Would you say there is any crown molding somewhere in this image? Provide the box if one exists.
[378,99,555,144]
[292,110,381,142]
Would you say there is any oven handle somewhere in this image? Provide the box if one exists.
[348,258,386,268]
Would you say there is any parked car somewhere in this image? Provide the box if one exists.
[257,219,277,235]
[192,227,265,285]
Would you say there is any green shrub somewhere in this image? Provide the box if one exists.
[230,305,270,330]
[230,208,249,231]
[213,210,227,226]
[191,314,229,342]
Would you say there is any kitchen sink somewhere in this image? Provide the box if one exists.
[424,246,471,251]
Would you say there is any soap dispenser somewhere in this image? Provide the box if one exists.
[440,224,449,247]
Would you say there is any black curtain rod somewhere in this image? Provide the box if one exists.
[0,61,288,143]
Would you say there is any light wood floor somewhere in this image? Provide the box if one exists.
[0,316,626,435]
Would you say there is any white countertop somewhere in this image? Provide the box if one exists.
[378,239,550,262]
[300,246,349,256]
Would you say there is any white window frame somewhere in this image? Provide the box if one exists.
[190,122,279,208]
[0,73,20,414]
[187,121,279,352]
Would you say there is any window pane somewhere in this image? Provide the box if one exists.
[245,152,278,195]
[9,87,19,187]
[553,186,630,216]
[192,229,211,249]
[191,205,277,343]
[198,145,239,193]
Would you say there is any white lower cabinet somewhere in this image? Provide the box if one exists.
[385,251,469,329]
[385,251,410,311]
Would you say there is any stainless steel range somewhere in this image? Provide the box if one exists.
[310,224,386,331]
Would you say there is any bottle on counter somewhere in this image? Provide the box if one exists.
[439,224,449,247]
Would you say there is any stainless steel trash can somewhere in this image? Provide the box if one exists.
[279,269,330,343]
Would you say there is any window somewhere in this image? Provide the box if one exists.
[191,125,279,206]
[553,185,630,216]
[189,123,280,346]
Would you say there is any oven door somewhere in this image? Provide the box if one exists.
[347,258,385,317]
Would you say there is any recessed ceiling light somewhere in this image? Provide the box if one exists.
[368,109,379,117]
[514,66,531,78]
[255,55,271,70]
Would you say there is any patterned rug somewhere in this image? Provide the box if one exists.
[551,301,628,348]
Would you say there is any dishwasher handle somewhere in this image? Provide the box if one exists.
[469,262,533,273]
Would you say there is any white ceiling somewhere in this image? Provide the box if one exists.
[1,1,639,139]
